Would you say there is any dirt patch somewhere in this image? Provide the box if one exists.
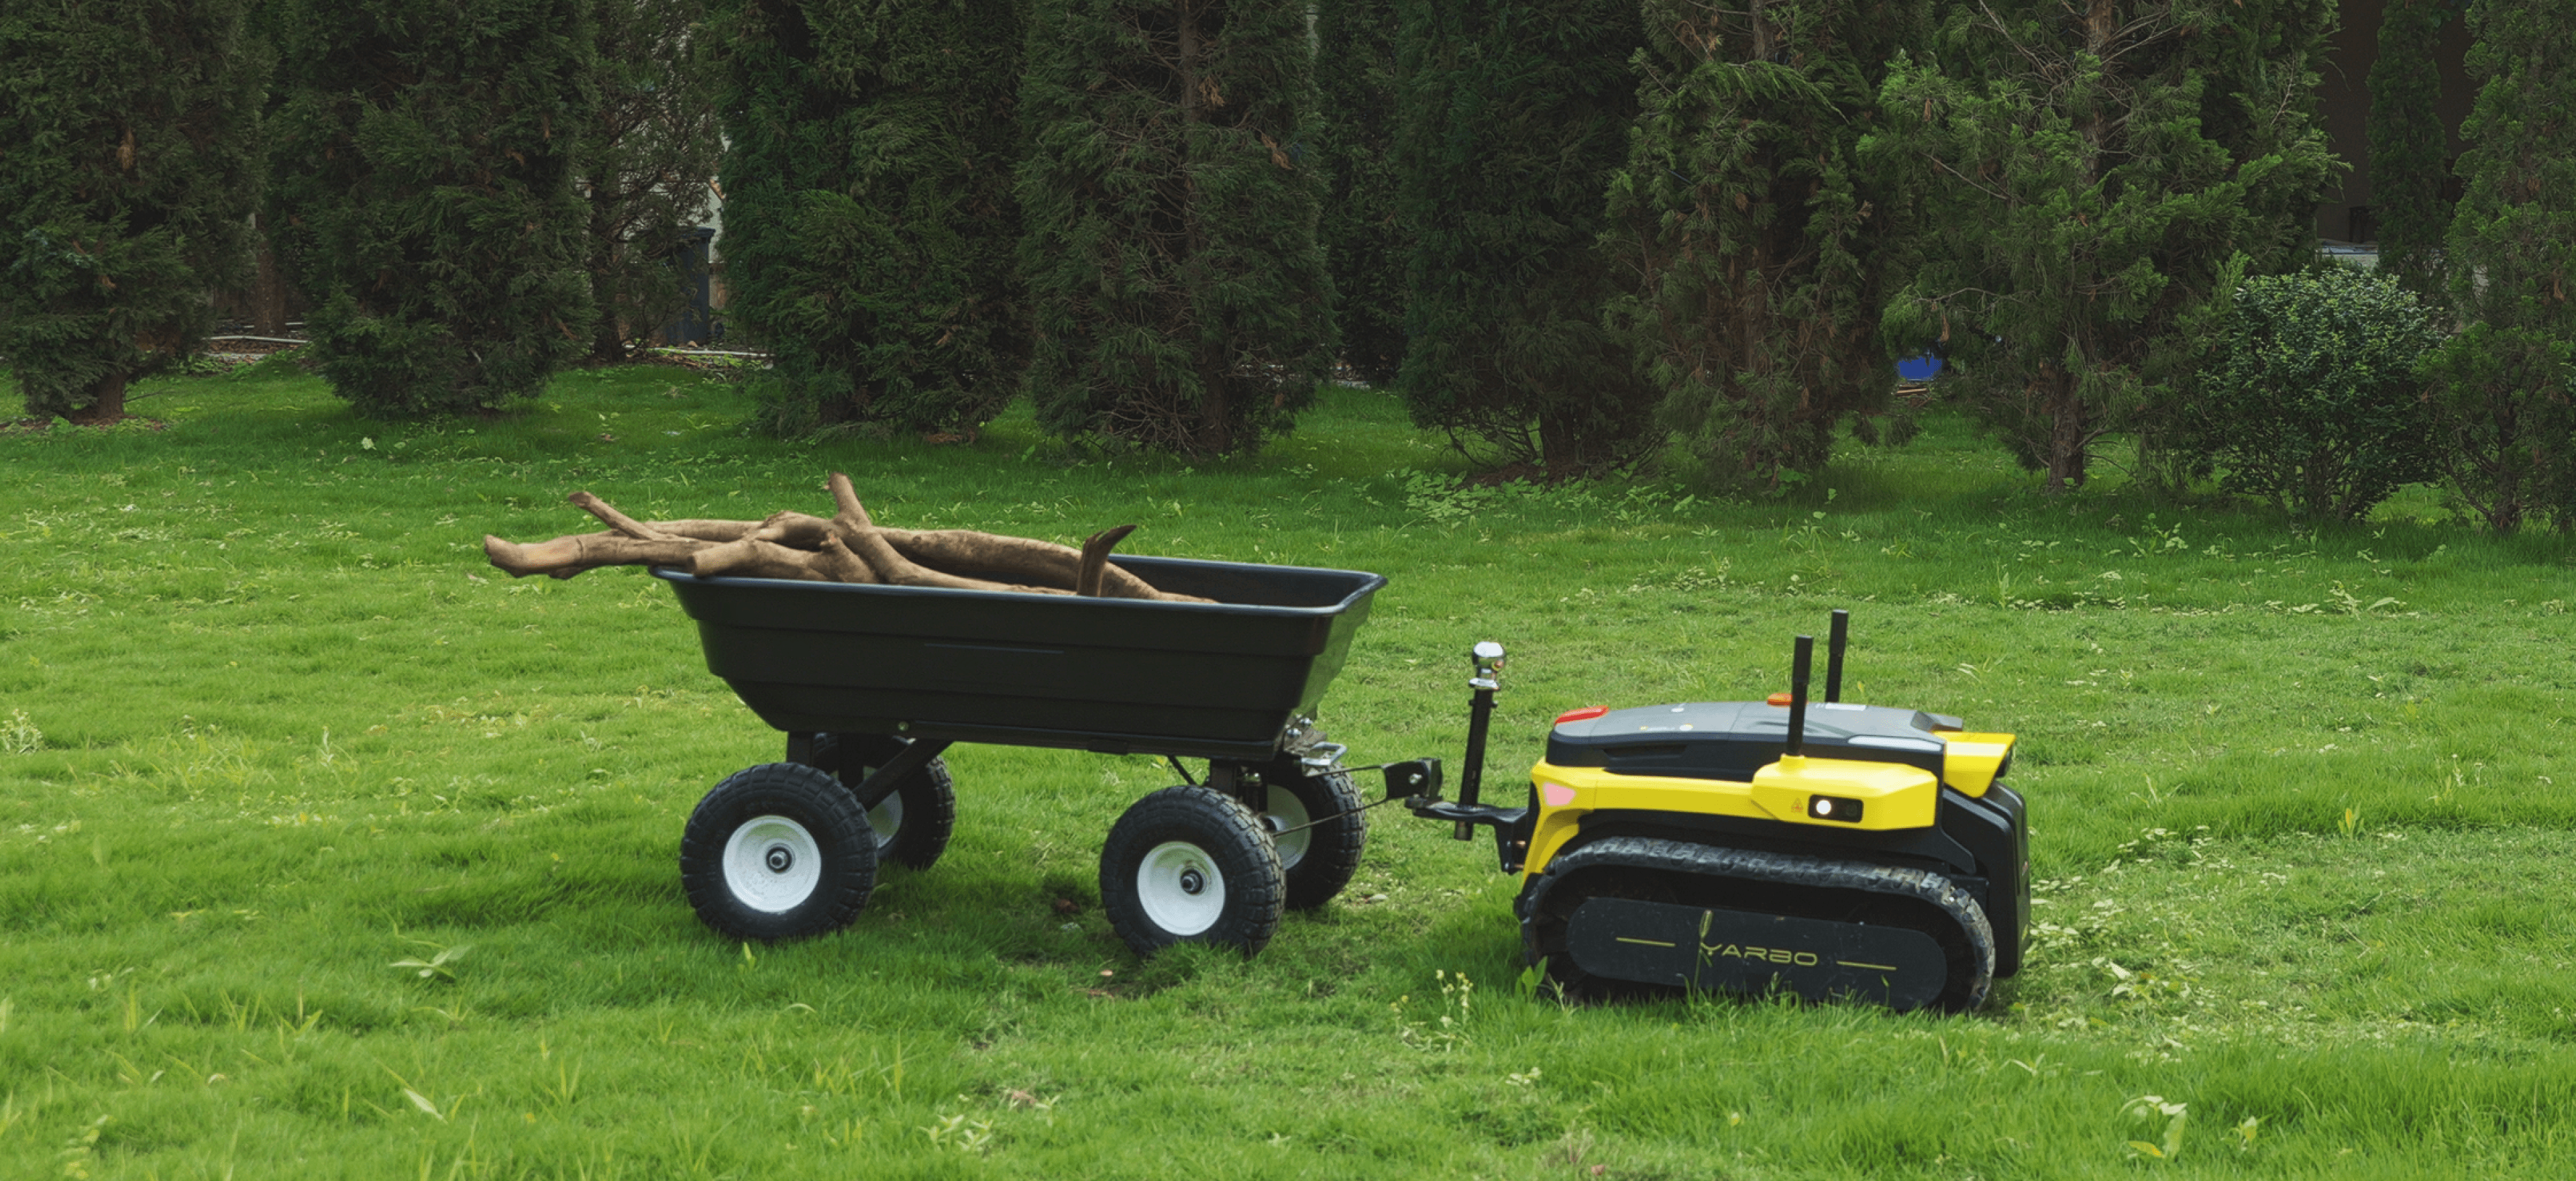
[1,415,169,435]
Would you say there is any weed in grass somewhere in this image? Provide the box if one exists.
[922,1109,994,1155]
[388,943,470,981]
[2123,1094,2190,1162]
[0,707,39,754]
[56,1115,107,1179]
[1395,969,1475,1051]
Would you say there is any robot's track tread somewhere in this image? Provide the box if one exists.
[1525,837,1996,1010]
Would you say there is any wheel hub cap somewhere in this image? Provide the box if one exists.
[1260,786,1312,871]
[1137,841,1226,936]
[722,814,822,913]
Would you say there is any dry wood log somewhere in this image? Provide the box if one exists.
[480,478,1214,603]
[483,531,711,578]
[688,536,840,581]
[645,519,764,543]
[875,528,1199,601]
[822,473,1068,595]
[569,490,676,541]
[1075,525,1138,597]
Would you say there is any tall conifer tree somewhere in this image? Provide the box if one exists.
[1605,0,1926,493]
[1880,0,2337,494]
[2421,0,2575,533]
[717,0,1028,435]
[580,0,722,362]
[1,0,264,422]
[2367,0,2455,303]
[1393,0,1656,478]
[1018,0,1335,458]
[1317,0,1405,388]
[266,0,598,417]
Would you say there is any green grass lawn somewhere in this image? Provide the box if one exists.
[3,361,2573,1178]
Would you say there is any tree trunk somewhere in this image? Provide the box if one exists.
[594,316,627,363]
[69,372,128,424]
[2040,364,2086,496]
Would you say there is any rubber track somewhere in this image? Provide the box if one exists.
[1523,837,1996,1011]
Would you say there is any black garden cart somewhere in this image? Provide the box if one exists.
[651,556,1405,956]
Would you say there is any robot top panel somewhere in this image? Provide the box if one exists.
[1544,701,1965,782]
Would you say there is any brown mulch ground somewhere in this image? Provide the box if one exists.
[1,415,169,435]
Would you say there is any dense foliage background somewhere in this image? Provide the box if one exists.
[1390,0,1660,479]
[1604,0,1927,495]
[0,0,265,421]
[4,0,2570,531]
[578,0,723,364]
[1016,0,1337,458]
[264,0,599,417]
[715,0,1029,437]
[2420,0,2576,534]
[1879,0,2339,496]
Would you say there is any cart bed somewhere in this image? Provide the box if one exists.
[654,557,1385,761]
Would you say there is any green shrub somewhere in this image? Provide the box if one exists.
[716,0,1027,436]
[266,0,597,418]
[2186,268,2449,521]
[0,0,264,422]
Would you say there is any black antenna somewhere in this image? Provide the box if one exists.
[1825,609,1849,703]
[1786,634,1813,757]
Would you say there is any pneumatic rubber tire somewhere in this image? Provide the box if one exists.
[1254,759,1367,910]
[680,762,878,942]
[1100,786,1283,956]
[804,733,958,871]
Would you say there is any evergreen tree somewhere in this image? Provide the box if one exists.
[1879,0,2338,495]
[2421,0,2576,533]
[266,0,598,417]
[580,0,723,362]
[1,0,264,422]
[1604,0,1926,494]
[1018,0,1335,458]
[2367,0,2455,303]
[717,0,1028,436]
[1393,0,1657,478]
[1316,0,1405,388]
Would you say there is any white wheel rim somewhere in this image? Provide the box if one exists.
[1136,841,1226,936]
[865,791,904,852]
[1260,786,1312,871]
[721,814,823,913]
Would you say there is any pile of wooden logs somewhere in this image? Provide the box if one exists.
[482,472,1210,601]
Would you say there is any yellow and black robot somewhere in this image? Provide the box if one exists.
[1401,611,2027,1013]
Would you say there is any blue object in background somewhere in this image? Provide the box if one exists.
[1896,353,1944,381]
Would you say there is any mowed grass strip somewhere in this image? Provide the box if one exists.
[1,363,2572,1178]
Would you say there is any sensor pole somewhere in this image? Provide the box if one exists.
[1824,609,1849,704]
[1786,634,1813,758]
[1456,641,1504,839]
